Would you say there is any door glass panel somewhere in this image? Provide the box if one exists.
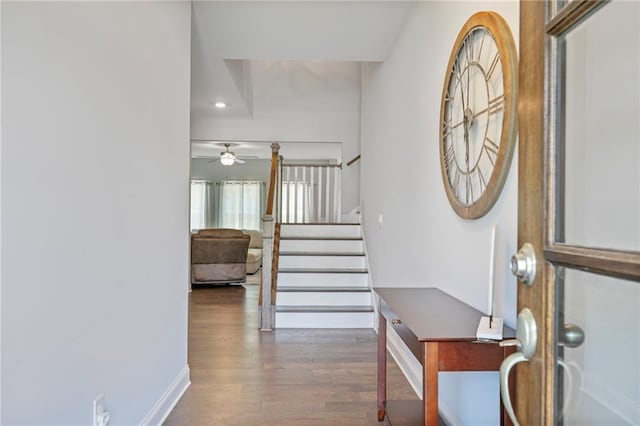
[557,268,640,424]
[551,0,568,17]
[562,0,640,250]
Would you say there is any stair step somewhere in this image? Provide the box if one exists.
[275,222,371,328]
[276,305,374,313]
[279,251,365,256]
[280,224,361,239]
[280,238,364,254]
[277,286,370,293]
[278,268,368,274]
[281,237,363,240]
[277,270,369,287]
[275,308,374,328]
[277,290,371,306]
[279,254,366,269]
[281,222,361,226]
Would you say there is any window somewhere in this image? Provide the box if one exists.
[190,180,215,231]
[218,181,264,230]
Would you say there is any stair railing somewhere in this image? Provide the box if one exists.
[346,154,360,167]
[279,163,342,223]
[259,143,281,331]
[260,155,345,330]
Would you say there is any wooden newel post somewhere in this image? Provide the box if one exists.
[265,143,280,217]
[259,142,280,331]
[260,217,275,331]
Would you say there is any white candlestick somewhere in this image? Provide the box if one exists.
[488,225,497,317]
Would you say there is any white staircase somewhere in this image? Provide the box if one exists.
[275,223,374,328]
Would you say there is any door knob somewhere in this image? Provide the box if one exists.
[499,308,538,426]
[560,323,585,348]
[511,242,537,286]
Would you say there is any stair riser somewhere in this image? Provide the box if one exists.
[280,225,361,239]
[276,292,371,306]
[275,312,374,328]
[341,214,361,224]
[277,272,369,287]
[279,255,366,269]
[279,239,364,253]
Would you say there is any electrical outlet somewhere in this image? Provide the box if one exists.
[93,394,108,426]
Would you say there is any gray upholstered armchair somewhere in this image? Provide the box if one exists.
[190,228,250,284]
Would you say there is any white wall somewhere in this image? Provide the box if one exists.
[191,60,361,214]
[1,2,191,424]
[0,2,3,421]
[361,2,519,424]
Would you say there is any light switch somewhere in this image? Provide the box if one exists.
[378,213,383,229]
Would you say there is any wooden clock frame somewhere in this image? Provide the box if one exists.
[439,11,518,219]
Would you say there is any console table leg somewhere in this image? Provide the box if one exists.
[424,341,439,425]
[377,312,387,422]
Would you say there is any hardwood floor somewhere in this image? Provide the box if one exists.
[164,283,418,426]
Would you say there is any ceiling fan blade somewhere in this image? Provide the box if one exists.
[234,158,246,164]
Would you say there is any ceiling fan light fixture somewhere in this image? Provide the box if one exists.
[220,152,235,165]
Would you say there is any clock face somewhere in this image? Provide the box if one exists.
[439,12,518,219]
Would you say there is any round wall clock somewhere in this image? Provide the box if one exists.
[439,11,518,219]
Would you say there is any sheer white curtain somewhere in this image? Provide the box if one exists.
[218,181,265,230]
[190,180,216,230]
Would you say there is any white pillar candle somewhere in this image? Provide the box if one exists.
[488,225,497,316]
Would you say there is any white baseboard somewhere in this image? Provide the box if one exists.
[387,326,423,398]
[386,326,461,426]
[140,364,190,426]
[438,402,461,426]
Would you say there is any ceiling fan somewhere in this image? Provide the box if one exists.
[211,143,245,166]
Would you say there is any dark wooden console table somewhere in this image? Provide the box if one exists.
[375,287,516,426]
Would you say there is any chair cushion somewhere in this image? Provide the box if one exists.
[191,235,250,264]
[242,230,263,249]
[197,228,244,238]
[246,248,262,264]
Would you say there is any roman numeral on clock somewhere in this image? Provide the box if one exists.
[445,143,455,165]
[484,137,499,166]
[452,169,461,198]
[478,168,488,192]
[488,95,505,115]
[487,52,500,80]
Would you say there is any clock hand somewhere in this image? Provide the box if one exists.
[463,113,471,204]
[467,52,471,111]
[471,104,491,118]
[472,95,505,118]
[444,119,466,136]
[464,115,470,173]
[456,59,467,114]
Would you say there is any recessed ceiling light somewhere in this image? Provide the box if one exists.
[214,101,227,109]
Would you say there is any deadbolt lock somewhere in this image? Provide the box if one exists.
[511,242,537,286]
